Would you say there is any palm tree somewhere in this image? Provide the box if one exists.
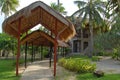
[107,0,120,35]
[0,0,19,18]
[71,0,107,56]
[50,2,67,16]
[107,0,120,13]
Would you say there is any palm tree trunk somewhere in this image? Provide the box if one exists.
[89,0,93,57]
[89,22,94,57]
[57,0,60,12]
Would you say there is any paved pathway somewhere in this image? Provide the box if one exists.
[20,60,54,80]
[20,57,120,80]
[96,57,120,74]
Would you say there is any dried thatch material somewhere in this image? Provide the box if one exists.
[21,30,69,47]
[2,1,76,42]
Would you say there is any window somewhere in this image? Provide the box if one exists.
[84,42,88,50]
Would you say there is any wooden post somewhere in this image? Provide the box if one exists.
[62,47,63,56]
[33,46,35,61]
[39,46,41,60]
[49,32,53,67]
[41,46,43,60]
[31,42,34,62]
[63,47,65,57]
[16,19,21,76]
[54,20,58,76]
[49,44,53,67]
[25,32,28,68]
[25,42,27,68]
[54,41,57,76]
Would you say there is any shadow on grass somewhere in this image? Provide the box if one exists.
[76,73,120,80]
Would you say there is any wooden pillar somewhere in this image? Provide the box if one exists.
[54,41,57,76]
[41,46,43,60]
[31,42,34,62]
[39,46,41,60]
[49,31,53,67]
[58,47,60,56]
[25,32,28,68]
[62,47,64,57]
[49,44,53,67]
[33,46,35,61]
[25,42,27,68]
[16,18,21,76]
[63,47,65,57]
[54,20,58,76]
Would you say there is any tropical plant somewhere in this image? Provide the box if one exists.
[107,0,120,14]
[71,0,107,56]
[58,58,96,73]
[0,33,17,58]
[107,0,120,32]
[112,47,120,60]
[0,0,19,18]
[50,2,67,16]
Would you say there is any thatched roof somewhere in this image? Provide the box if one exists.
[2,1,76,42]
[21,30,69,47]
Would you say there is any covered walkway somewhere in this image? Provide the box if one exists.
[21,60,54,80]
[2,1,76,77]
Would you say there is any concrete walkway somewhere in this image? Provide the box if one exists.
[96,57,120,74]
[20,60,54,80]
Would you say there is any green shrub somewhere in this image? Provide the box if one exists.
[92,56,100,61]
[97,51,104,56]
[58,58,96,73]
[13,59,31,66]
[112,48,120,60]
[58,58,66,66]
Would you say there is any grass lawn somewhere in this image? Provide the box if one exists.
[76,73,120,80]
[59,55,120,80]
[0,59,20,80]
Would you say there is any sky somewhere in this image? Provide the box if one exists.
[0,0,78,33]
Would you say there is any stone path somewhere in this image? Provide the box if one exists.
[96,57,120,74]
[20,60,54,80]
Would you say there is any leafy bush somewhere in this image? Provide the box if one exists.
[112,48,120,60]
[92,56,100,61]
[13,59,31,66]
[58,58,96,73]
[97,51,104,56]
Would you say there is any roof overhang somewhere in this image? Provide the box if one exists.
[2,1,76,42]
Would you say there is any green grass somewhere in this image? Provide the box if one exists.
[67,55,101,62]
[0,59,20,80]
[76,73,120,80]
[66,55,90,60]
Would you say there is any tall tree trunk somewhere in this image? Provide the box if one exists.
[57,0,60,12]
[6,50,9,59]
[2,49,6,57]
[0,50,1,57]
[89,0,93,57]
[81,28,84,53]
